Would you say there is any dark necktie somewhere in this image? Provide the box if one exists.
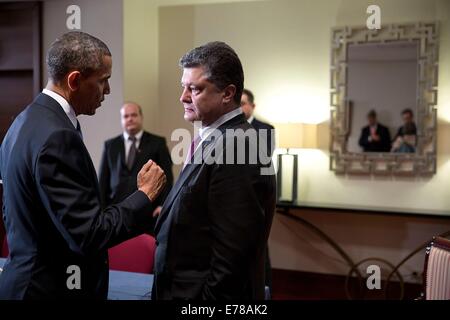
[127,135,137,170]
[76,120,83,139]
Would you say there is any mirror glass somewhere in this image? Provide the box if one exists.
[346,41,419,154]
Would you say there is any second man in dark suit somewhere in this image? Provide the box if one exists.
[99,102,173,217]
[240,88,275,295]
[153,42,276,300]
[240,88,275,158]
[358,110,391,152]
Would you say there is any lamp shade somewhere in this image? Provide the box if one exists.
[274,123,318,149]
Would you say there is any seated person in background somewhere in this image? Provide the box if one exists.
[394,108,417,141]
[391,122,416,153]
[358,110,391,152]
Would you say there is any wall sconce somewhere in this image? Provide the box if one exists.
[275,123,318,203]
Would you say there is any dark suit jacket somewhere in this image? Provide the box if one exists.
[98,131,173,210]
[358,123,392,152]
[250,117,275,158]
[152,113,276,300]
[0,94,154,299]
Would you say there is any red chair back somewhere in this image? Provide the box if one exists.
[108,234,156,274]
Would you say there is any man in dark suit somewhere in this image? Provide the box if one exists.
[358,110,392,152]
[0,31,166,299]
[99,102,173,218]
[241,88,275,158]
[153,42,276,300]
[240,88,275,294]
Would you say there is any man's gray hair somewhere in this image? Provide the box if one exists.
[46,31,111,83]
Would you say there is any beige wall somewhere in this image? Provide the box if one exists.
[124,0,450,280]
[189,0,450,216]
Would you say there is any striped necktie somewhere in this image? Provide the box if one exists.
[127,135,137,170]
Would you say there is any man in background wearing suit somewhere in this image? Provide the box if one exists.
[393,108,417,141]
[358,110,391,152]
[240,88,275,295]
[0,31,166,299]
[240,88,275,157]
[153,42,276,300]
[99,102,173,218]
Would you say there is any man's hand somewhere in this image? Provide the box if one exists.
[372,134,380,142]
[152,206,162,218]
[137,160,166,202]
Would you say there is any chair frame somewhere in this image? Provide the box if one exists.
[422,236,450,300]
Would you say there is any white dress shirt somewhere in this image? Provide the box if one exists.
[197,107,243,151]
[123,130,144,162]
[42,89,78,129]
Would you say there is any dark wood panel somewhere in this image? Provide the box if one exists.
[272,268,422,300]
[0,6,34,70]
[0,71,34,114]
[0,116,13,144]
[0,1,41,153]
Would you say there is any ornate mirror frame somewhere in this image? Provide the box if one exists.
[330,22,439,176]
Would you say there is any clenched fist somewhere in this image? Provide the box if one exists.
[137,160,167,202]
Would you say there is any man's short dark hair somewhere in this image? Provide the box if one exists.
[46,31,111,83]
[368,110,377,118]
[402,108,414,117]
[179,41,244,105]
[242,89,255,104]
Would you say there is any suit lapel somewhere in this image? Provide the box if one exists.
[35,93,76,132]
[118,135,127,169]
[154,162,199,233]
[154,113,246,234]
[37,93,100,199]
[134,132,151,169]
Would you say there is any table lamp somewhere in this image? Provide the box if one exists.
[275,123,318,203]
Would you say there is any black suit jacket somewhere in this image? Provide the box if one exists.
[358,123,392,152]
[152,113,276,300]
[98,131,173,210]
[0,94,154,299]
[250,117,275,157]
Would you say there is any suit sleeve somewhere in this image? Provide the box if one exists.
[358,128,369,149]
[98,141,111,209]
[201,142,266,299]
[382,127,392,152]
[35,129,154,256]
[155,137,173,205]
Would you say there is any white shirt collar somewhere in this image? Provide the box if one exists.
[123,130,144,142]
[42,89,78,129]
[247,115,254,124]
[198,108,242,141]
